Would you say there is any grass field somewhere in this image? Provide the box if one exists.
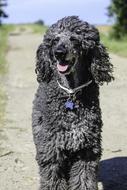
[11,23,48,34]
[0,25,14,126]
[0,25,15,74]
[97,25,127,57]
[29,24,48,33]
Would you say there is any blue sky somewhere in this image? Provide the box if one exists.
[4,0,112,25]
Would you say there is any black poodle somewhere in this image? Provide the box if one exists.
[32,16,114,190]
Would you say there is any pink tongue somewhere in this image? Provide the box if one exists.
[57,64,68,72]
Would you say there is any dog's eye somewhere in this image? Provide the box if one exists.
[70,36,78,41]
[70,36,80,46]
[53,37,60,45]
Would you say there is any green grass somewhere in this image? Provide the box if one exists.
[29,24,48,34]
[97,25,127,57]
[0,24,14,126]
[0,24,14,74]
[13,23,48,34]
[100,33,127,57]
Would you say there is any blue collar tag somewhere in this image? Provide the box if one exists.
[65,100,75,110]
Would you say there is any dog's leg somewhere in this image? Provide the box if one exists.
[38,163,68,190]
[32,124,68,189]
[69,159,99,190]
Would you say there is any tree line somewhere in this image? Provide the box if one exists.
[108,0,127,39]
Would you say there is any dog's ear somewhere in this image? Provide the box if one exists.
[35,43,53,83]
[91,43,114,85]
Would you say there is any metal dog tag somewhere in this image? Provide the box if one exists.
[65,100,75,110]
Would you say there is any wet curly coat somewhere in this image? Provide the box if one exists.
[32,16,114,190]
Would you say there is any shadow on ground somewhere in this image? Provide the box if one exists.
[99,157,127,190]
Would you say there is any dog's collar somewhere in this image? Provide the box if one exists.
[57,80,92,110]
[57,80,92,95]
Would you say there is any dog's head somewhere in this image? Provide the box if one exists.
[52,32,81,75]
[36,16,114,85]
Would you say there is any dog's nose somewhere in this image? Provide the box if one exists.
[54,44,67,60]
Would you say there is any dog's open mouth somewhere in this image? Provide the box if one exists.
[57,63,69,73]
[57,58,76,74]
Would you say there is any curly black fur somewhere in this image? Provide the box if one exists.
[32,16,114,190]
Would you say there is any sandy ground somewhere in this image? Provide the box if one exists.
[0,30,127,190]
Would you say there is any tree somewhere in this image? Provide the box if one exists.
[0,0,8,25]
[34,19,45,26]
[108,0,127,39]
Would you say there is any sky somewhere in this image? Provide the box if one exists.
[4,0,112,25]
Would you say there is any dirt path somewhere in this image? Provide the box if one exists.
[100,54,127,189]
[101,54,127,158]
[0,30,127,190]
[0,30,41,190]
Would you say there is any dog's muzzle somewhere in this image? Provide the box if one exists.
[54,44,67,60]
[54,44,76,74]
[54,44,70,73]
